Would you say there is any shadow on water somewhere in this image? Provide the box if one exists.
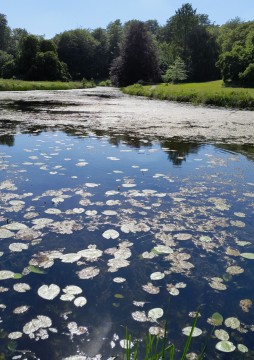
[1,100,81,113]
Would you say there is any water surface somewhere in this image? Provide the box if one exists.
[0,101,254,360]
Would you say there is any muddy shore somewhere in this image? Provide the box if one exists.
[0,87,253,144]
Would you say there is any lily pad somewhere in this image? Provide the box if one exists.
[9,242,29,252]
[13,283,31,293]
[224,317,240,329]
[237,344,248,353]
[63,285,83,295]
[132,311,148,322]
[60,294,75,302]
[211,312,223,326]
[4,222,28,231]
[13,305,30,314]
[28,265,46,274]
[215,340,236,353]
[113,277,126,283]
[148,308,164,321]
[142,282,160,295]
[114,293,124,299]
[150,272,165,280]
[77,266,100,279]
[241,253,254,260]
[182,326,202,337]
[13,273,23,279]
[74,296,87,307]
[214,329,229,341]
[226,266,244,275]
[0,229,14,239]
[102,229,119,239]
[0,270,15,280]
[61,253,81,263]
[153,245,173,254]
[8,331,23,340]
[38,284,60,300]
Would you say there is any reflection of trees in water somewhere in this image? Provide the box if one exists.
[0,134,15,146]
[217,143,254,162]
[93,129,153,148]
[160,138,201,166]
[0,120,17,146]
[1,120,254,166]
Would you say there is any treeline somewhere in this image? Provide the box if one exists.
[0,3,253,87]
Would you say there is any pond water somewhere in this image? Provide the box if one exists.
[0,115,254,359]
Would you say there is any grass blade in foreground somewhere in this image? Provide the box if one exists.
[180,307,201,360]
[124,308,202,360]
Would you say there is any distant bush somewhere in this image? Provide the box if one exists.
[98,79,112,86]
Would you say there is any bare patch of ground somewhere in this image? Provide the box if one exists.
[0,87,253,144]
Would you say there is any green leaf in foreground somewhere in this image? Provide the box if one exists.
[180,307,201,360]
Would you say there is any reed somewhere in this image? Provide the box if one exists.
[124,309,201,360]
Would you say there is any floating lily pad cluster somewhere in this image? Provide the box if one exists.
[0,128,253,358]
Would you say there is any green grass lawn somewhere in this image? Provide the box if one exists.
[123,80,254,110]
[0,78,95,91]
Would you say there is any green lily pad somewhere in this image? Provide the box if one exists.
[211,312,223,326]
[114,293,124,299]
[13,273,23,279]
[240,253,254,259]
[28,265,46,274]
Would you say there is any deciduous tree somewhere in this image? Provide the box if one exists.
[110,20,161,86]
[57,29,97,79]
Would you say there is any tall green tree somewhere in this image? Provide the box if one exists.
[144,20,160,37]
[16,35,69,80]
[0,50,13,77]
[106,20,123,65]
[217,21,254,86]
[162,3,200,57]
[0,13,10,51]
[188,26,220,81]
[160,3,218,81]
[110,20,161,86]
[92,27,109,79]
[16,35,40,78]
[8,28,28,57]
[30,51,70,81]
[57,29,97,79]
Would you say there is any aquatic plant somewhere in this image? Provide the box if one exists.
[124,308,201,360]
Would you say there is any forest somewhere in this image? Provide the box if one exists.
[0,3,254,87]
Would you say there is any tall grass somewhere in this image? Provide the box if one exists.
[124,308,202,360]
[122,81,254,110]
[0,78,95,91]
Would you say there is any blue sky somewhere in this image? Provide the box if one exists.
[1,0,254,38]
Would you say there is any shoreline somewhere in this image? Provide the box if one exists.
[0,87,253,145]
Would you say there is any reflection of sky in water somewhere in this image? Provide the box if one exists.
[0,130,254,360]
